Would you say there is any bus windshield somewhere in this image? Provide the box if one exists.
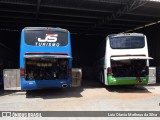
[24,30,68,47]
[110,36,145,49]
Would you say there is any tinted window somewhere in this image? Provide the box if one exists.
[110,36,145,49]
[24,30,68,46]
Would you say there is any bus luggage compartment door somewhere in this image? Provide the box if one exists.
[148,67,156,84]
[72,68,82,87]
[3,69,21,90]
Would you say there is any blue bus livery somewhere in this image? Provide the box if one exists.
[20,27,72,90]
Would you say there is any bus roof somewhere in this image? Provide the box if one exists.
[108,33,145,38]
[23,27,68,32]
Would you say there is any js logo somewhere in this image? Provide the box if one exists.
[38,34,58,42]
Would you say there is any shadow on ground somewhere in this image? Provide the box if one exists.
[81,79,104,88]
[26,87,84,99]
[106,85,151,93]
[82,79,151,93]
[0,90,23,96]
[0,79,153,99]
[26,79,103,99]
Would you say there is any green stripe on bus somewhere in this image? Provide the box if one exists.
[107,75,148,85]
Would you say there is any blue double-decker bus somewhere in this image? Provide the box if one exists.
[20,27,72,90]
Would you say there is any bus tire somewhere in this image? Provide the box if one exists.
[100,70,104,84]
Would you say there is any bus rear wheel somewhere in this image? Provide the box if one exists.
[100,70,104,84]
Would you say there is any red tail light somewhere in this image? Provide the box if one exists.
[68,68,72,76]
[136,77,142,83]
[20,68,25,77]
[107,67,112,75]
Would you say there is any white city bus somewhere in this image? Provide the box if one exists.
[96,33,153,85]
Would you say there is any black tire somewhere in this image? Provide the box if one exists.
[100,70,104,84]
